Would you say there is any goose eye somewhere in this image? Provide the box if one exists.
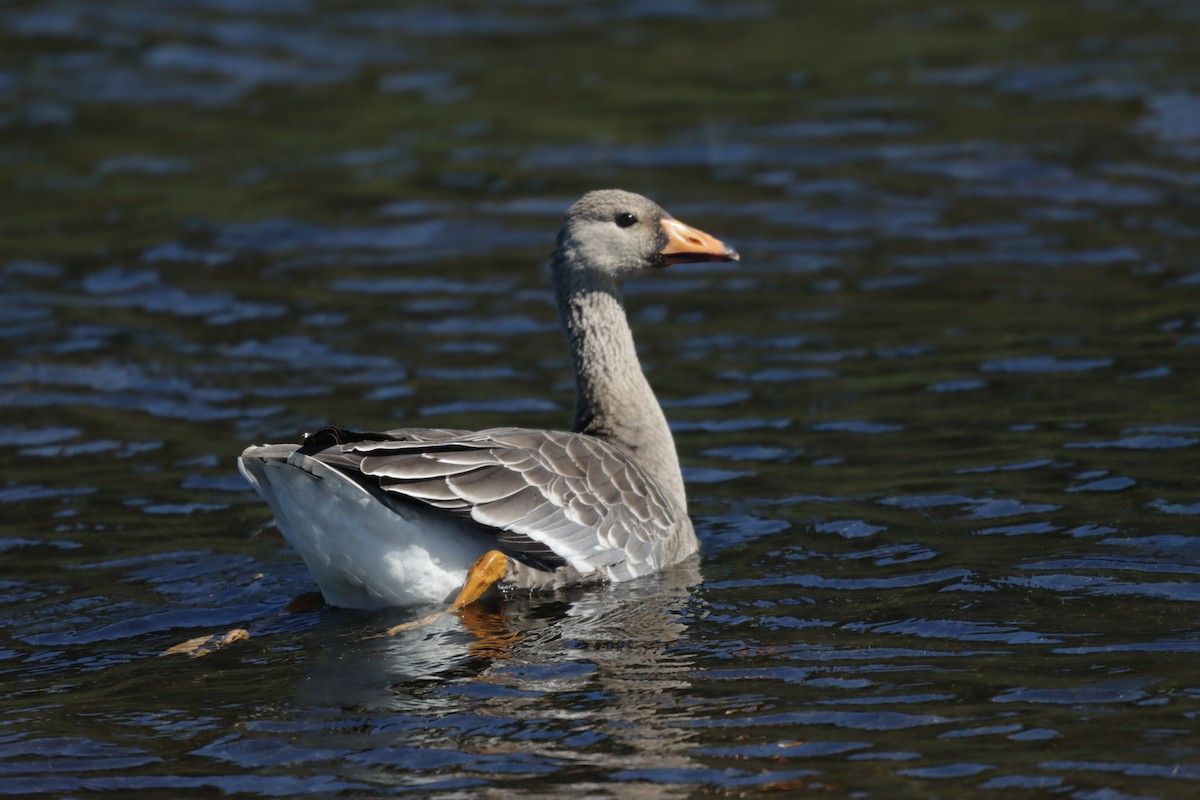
[615,212,638,228]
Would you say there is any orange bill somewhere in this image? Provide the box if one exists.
[659,217,739,264]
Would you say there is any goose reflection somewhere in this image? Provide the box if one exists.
[297,559,705,793]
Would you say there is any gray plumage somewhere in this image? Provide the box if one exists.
[238,189,738,608]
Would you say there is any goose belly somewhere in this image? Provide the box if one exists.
[239,448,495,609]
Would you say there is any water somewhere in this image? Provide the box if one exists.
[2,0,1199,797]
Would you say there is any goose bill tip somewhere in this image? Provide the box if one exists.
[658,217,738,265]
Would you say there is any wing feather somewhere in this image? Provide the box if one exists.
[469,485,549,528]
[364,453,480,479]
[384,477,460,502]
[447,465,530,504]
[305,425,686,578]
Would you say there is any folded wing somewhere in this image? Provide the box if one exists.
[302,426,680,581]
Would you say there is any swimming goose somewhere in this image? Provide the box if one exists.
[238,189,738,612]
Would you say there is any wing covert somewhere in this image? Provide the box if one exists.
[332,426,682,578]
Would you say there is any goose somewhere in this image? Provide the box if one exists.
[237,189,738,614]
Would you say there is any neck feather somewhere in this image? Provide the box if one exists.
[552,261,687,512]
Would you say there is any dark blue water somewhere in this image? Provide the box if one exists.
[2,1,1199,797]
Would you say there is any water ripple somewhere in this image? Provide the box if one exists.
[3,2,1199,798]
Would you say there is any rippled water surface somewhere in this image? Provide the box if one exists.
[3,1,1200,797]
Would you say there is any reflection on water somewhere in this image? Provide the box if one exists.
[307,562,707,795]
[3,0,1200,797]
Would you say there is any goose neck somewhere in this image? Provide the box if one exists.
[553,265,687,512]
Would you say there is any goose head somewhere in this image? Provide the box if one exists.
[553,189,738,285]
